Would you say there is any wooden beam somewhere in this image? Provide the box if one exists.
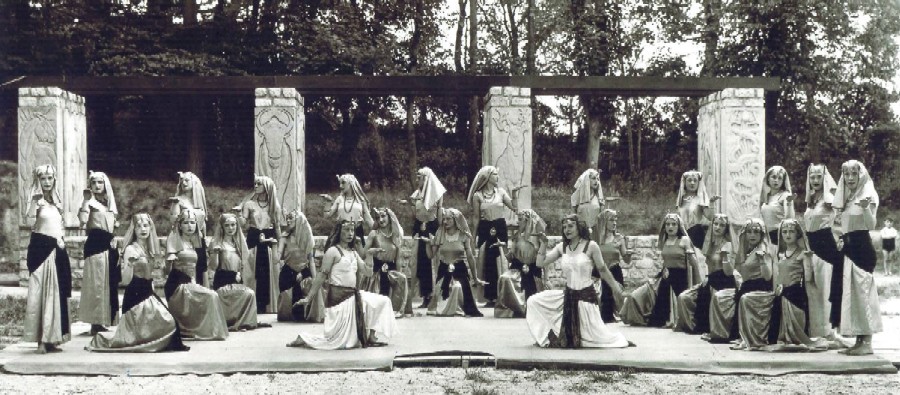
[5,75,780,97]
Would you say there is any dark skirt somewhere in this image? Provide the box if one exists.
[510,257,543,302]
[325,284,369,347]
[695,270,736,334]
[600,265,625,323]
[844,230,877,273]
[647,267,689,327]
[548,286,599,348]
[247,227,277,312]
[806,227,844,327]
[477,218,508,300]
[374,257,399,296]
[413,218,439,297]
[164,269,192,300]
[84,228,121,323]
[27,232,72,337]
[729,278,773,340]
[278,265,313,321]
[437,261,483,317]
[195,238,208,287]
[212,270,239,291]
[768,283,809,344]
[687,224,706,252]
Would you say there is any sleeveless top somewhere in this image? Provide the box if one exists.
[840,194,875,233]
[598,234,624,267]
[33,199,64,240]
[84,198,115,232]
[216,243,243,272]
[371,231,399,262]
[478,188,508,221]
[438,234,467,263]
[678,196,707,229]
[414,198,438,222]
[576,195,603,228]
[775,251,805,287]
[804,193,834,232]
[558,241,595,290]
[661,238,689,269]
[328,247,360,288]
[281,236,310,270]
[737,246,770,282]
[761,191,791,231]
[334,195,365,223]
[123,244,154,279]
[243,200,274,230]
[704,240,732,273]
[511,238,537,264]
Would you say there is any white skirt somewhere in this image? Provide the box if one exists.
[296,291,397,350]
[526,289,629,348]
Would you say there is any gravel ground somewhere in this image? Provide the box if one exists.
[0,368,898,394]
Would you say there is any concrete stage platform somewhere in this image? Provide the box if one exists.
[2,309,897,377]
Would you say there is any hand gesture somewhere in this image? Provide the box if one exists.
[710,195,721,203]
[83,189,92,200]
[294,298,310,306]
[786,193,796,204]
[535,232,549,246]
[857,197,872,209]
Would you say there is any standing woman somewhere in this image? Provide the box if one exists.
[324,174,375,244]
[675,214,736,334]
[287,221,397,349]
[239,175,282,314]
[78,171,120,336]
[596,209,628,323]
[210,213,270,331]
[170,172,210,287]
[468,166,517,308]
[760,166,796,245]
[833,160,882,356]
[22,165,73,354]
[277,210,324,323]
[803,164,843,339]
[676,170,720,248]
[361,208,409,318]
[427,208,485,317]
[571,169,604,242]
[406,167,445,308]
[165,209,229,340]
[88,214,188,352]
[526,214,630,348]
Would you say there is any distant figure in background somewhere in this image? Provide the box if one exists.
[426,208,485,317]
[405,167,445,309]
[675,214,736,334]
[571,169,604,244]
[676,170,720,249]
[760,166,795,246]
[469,166,517,308]
[22,165,72,354]
[170,172,210,287]
[361,208,409,318]
[239,175,282,314]
[803,164,844,340]
[210,213,271,331]
[78,171,120,336]
[881,218,896,276]
[88,214,189,353]
[277,210,324,323]
[596,209,628,323]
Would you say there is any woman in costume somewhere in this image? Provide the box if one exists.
[706,218,773,342]
[571,169,604,243]
[361,208,409,318]
[760,166,795,245]
[526,214,629,348]
[426,208,485,317]
[239,175,281,314]
[22,165,73,353]
[88,214,189,352]
[468,166,517,308]
[675,214,736,334]
[170,172,210,287]
[495,209,547,318]
[210,213,271,331]
[324,174,374,244]
[277,210,324,322]
[620,213,699,328]
[78,171,121,336]
[803,164,843,340]
[833,160,882,356]
[405,167,445,308]
[287,220,397,349]
[676,170,720,248]
[165,209,228,340]
[596,209,629,323]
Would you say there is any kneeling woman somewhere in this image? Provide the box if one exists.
[288,221,397,349]
[88,214,188,352]
[675,214,736,334]
[427,209,485,317]
[277,210,324,323]
[361,208,410,318]
[165,209,229,340]
[495,210,547,318]
[526,215,629,348]
[210,213,270,331]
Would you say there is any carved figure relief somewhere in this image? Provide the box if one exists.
[17,106,57,224]
[724,109,764,223]
[491,107,529,193]
[255,107,297,211]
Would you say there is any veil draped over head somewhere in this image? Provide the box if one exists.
[776,219,811,255]
[339,174,370,206]
[760,166,792,206]
[411,167,446,211]
[212,213,251,264]
[120,213,160,257]
[285,210,315,263]
[167,208,203,253]
[657,213,691,250]
[571,169,603,208]
[467,166,499,205]
[734,218,770,267]
[175,171,208,215]
[517,209,546,249]
[29,164,63,208]
[326,220,360,250]
[596,209,619,245]
[833,160,879,216]
[87,171,117,214]
[676,170,710,208]
[434,208,473,247]
[375,207,405,248]
[805,164,837,206]
[701,213,733,256]
[240,175,283,225]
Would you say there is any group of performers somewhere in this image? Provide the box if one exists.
[21,159,883,356]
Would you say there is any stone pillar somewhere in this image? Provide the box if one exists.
[17,87,87,285]
[698,88,766,226]
[482,86,532,225]
[254,88,306,213]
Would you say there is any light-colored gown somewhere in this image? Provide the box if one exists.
[23,200,72,346]
[295,250,397,350]
[526,244,629,348]
[803,197,837,337]
[79,199,119,327]
[166,238,229,340]
[212,242,259,330]
[839,199,883,336]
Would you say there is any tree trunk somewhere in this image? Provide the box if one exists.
[506,3,519,75]
[701,0,720,76]
[625,100,634,174]
[468,0,480,172]
[183,0,197,27]
[186,97,204,178]
[406,0,423,183]
[526,0,535,76]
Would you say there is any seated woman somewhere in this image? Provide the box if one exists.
[287,221,397,349]
[426,208,485,317]
[675,214,737,334]
[495,210,547,318]
[88,214,189,352]
[210,213,270,331]
[164,209,229,340]
[734,219,825,351]
[361,208,409,318]
[526,214,629,348]
[277,210,324,323]
[620,213,699,327]
[596,209,629,323]
[22,165,72,354]
[760,166,796,246]
[706,218,773,343]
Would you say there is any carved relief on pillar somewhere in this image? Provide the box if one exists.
[61,92,87,226]
[17,105,58,225]
[723,108,765,224]
[483,87,532,225]
[254,88,305,212]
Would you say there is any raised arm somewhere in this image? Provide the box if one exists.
[536,236,562,269]
[359,231,379,259]
[361,200,375,231]
[324,195,340,219]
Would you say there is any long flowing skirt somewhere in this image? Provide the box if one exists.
[374,259,410,314]
[806,255,832,338]
[675,271,736,333]
[840,231,883,336]
[526,289,629,348]
[476,218,508,301]
[87,278,185,352]
[495,270,526,318]
[23,245,71,345]
[167,270,228,340]
[619,278,659,326]
[708,288,736,341]
[246,227,278,314]
[807,228,843,327]
[413,218,439,298]
[296,290,397,350]
[432,261,483,317]
[738,286,818,349]
[80,229,120,327]
[277,265,325,322]
[600,265,624,323]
